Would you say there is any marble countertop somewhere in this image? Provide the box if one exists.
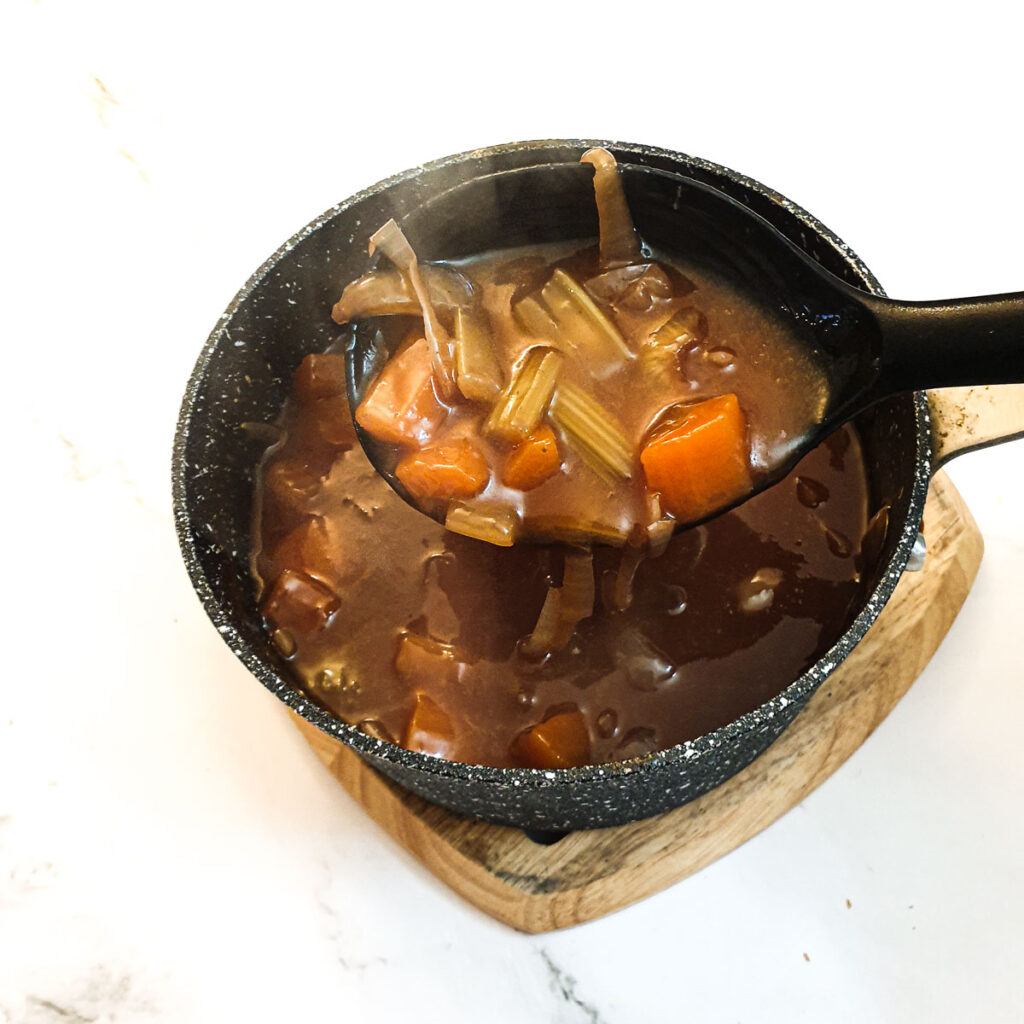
[3,2,1022,1021]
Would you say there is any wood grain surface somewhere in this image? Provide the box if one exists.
[291,471,982,933]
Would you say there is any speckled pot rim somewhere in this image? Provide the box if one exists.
[172,139,933,793]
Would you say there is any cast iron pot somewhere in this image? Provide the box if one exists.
[172,140,1020,832]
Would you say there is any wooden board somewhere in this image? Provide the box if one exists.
[291,471,982,933]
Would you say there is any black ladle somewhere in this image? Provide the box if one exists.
[343,160,1024,535]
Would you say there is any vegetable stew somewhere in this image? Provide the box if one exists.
[250,150,880,770]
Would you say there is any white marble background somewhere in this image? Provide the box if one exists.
[2,1,1023,1021]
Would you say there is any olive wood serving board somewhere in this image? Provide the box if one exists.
[291,471,982,933]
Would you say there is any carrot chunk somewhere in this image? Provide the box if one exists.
[403,692,456,758]
[262,569,340,635]
[502,426,561,491]
[395,440,489,502]
[293,352,348,403]
[395,632,467,687]
[270,516,351,590]
[307,395,357,448]
[512,709,592,769]
[262,457,327,520]
[640,394,752,523]
[354,337,447,446]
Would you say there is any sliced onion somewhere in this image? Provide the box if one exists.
[520,547,595,659]
[581,148,642,269]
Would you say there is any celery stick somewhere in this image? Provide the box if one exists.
[550,382,634,482]
[541,269,632,367]
[484,346,563,441]
[445,503,518,547]
[454,308,502,402]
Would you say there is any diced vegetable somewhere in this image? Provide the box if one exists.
[262,569,340,635]
[403,692,455,758]
[641,492,675,558]
[293,353,348,402]
[307,395,358,449]
[604,545,644,612]
[445,502,518,546]
[395,441,489,502]
[270,516,346,589]
[541,269,632,367]
[512,709,592,769]
[262,456,330,519]
[652,307,707,347]
[355,336,447,446]
[368,219,457,400]
[580,148,642,269]
[615,629,676,691]
[520,546,594,658]
[549,382,634,482]
[483,346,563,441]
[395,631,466,687]
[502,426,561,491]
[585,264,674,314]
[525,514,631,548]
[331,265,473,324]
[454,307,503,402]
[639,307,707,378]
[640,394,752,523]
[585,263,680,337]
[646,517,675,557]
[512,294,560,344]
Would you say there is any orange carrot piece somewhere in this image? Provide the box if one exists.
[354,337,447,446]
[270,516,352,590]
[502,426,561,491]
[640,394,752,523]
[394,632,467,688]
[512,710,592,769]
[395,440,489,501]
[403,692,455,758]
[261,569,340,635]
[293,352,348,403]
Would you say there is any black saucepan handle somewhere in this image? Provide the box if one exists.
[866,291,1024,393]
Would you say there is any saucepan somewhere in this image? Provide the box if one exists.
[172,140,1024,832]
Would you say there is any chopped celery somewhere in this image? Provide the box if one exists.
[445,503,518,546]
[484,346,563,441]
[527,515,631,548]
[454,308,502,402]
[513,295,560,344]
[639,307,706,377]
[541,269,632,367]
[550,382,634,482]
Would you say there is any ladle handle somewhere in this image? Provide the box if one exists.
[872,291,1024,392]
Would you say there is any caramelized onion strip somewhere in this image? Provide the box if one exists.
[520,547,595,658]
[369,219,457,400]
[581,148,642,269]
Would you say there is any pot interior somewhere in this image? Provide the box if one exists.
[174,141,926,783]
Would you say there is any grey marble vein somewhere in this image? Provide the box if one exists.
[538,949,612,1024]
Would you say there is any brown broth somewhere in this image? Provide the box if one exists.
[252,246,873,769]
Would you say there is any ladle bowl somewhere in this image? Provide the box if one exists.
[343,153,1024,533]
